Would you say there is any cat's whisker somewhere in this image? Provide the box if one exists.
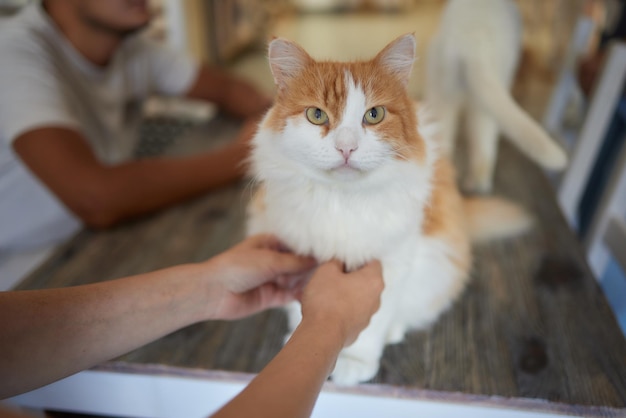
[391,143,421,161]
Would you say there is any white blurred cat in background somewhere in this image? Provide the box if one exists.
[427,0,568,193]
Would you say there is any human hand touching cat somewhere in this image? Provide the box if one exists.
[203,234,317,320]
[210,259,384,418]
[300,260,384,348]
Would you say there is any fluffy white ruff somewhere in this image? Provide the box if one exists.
[248,111,437,270]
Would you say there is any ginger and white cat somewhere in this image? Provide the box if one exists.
[247,34,531,385]
[427,0,568,193]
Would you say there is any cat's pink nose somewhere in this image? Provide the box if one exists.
[335,128,359,161]
[336,144,358,160]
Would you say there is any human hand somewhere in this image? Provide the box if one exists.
[228,81,273,118]
[233,116,262,149]
[300,260,384,348]
[211,117,262,179]
[203,235,317,320]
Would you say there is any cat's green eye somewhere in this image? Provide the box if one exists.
[305,107,329,125]
[364,106,385,125]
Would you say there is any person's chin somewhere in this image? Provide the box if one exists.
[117,20,151,37]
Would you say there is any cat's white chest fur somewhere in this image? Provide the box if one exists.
[249,163,429,270]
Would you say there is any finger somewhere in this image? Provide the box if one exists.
[241,234,279,248]
[356,259,382,276]
[276,271,310,289]
[317,259,344,274]
[294,287,304,303]
[292,274,310,300]
[243,283,298,314]
[360,260,384,291]
[232,251,316,293]
[267,251,317,277]
[227,252,315,295]
[244,234,291,252]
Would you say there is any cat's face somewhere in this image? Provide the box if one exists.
[259,34,426,183]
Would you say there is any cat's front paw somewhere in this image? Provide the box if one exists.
[385,323,407,344]
[331,354,379,386]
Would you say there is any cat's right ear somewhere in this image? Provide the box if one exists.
[375,33,416,87]
[268,38,312,90]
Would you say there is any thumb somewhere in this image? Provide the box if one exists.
[228,251,316,294]
[238,282,299,316]
[265,250,317,278]
[315,259,344,275]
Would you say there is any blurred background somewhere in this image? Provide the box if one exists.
[144,0,586,103]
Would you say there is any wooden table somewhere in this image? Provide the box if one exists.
[7,115,626,418]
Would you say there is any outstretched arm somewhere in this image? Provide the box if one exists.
[211,260,384,418]
[13,119,258,228]
[0,235,315,399]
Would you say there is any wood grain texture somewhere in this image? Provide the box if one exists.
[14,120,626,416]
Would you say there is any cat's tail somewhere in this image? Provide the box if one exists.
[463,196,534,244]
[463,49,568,170]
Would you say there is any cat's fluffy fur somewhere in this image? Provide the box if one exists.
[247,34,531,385]
[427,0,567,193]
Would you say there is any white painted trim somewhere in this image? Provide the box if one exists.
[557,42,626,229]
[3,370,586,418]
[586,135,626,278]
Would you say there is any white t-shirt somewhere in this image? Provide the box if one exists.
[0,2,200,252]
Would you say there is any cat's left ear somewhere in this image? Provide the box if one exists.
[268,38,313,90]
[375,34,416,87]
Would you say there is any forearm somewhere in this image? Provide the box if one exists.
[186,65,271,119]
[82,143,247,227]
[212,318,343,418]
[218,78,271,118]
[0,264,208,399]
[13,125,248,229]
